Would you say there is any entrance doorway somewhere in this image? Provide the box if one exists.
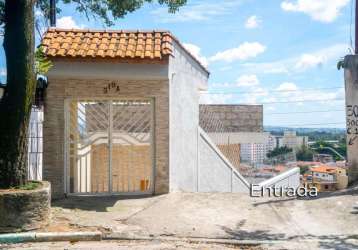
[65,99,154,195]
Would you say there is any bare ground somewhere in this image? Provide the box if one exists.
[3,188,358,250]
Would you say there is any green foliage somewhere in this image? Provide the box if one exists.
[337,56,351,70]
[296,145,314,161]
[12,181,40,190]
[0,0,187,27]
[299,165,309,175]
[311,140,347,161]
[296,130,345,142]
[35,46,52,75]
[267,146,293,158]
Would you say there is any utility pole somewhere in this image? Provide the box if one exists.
[50,0,56,27]
[356,0,358,54]
[344,0,358,184]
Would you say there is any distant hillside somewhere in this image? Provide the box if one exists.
[264,126,346,141]
[264,126,345,134]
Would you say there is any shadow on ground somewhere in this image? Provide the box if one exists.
[53,195,154,212]
[222,221,358,249]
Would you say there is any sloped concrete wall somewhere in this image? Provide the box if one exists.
[198,128,250,193]
[258,167,300,189]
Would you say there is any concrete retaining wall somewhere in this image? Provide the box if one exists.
[0,181,51,233]
[198,127,250,193]
[200,105,263,133]
[258,167,300,189]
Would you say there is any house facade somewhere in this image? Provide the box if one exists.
[42,28,252,198]
[305,165,348,192]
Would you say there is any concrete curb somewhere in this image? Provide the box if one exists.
[0,231,102,244]
[103,235,266,246]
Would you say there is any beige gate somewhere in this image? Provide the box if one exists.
[65,99,154,195]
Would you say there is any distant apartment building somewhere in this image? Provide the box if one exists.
[240,143,266,165]
[277,131,308,150]
[240,133,277,165]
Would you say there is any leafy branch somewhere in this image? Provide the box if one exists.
[35,46,52,75]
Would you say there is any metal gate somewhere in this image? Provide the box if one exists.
[65,99,154,195]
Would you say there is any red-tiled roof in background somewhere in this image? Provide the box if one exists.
[310,165,337,174]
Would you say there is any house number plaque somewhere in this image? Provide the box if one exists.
[103,81,120,94]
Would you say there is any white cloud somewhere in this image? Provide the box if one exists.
[57,16,84,29]
[236,74,260,87]
[281,0,349,23]
[241,43,347,74]
[276,82,298,92]
[295,54,324,70]
[266,106,276,111]
[199,92,233,104]
[245,15,261,29]
[209,42,266,63]
[152,0,243,23]
[183,43,208,67]
[273,82,344,105]
[241,86,269,104]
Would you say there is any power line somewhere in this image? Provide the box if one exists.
[268,122,346,127]
[235,98,344,105]
[266,109,345,115]
[350,0,354,50]
[202,86,344,95]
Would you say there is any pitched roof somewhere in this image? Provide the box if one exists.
[41,28,173,60]
[310,165,337,174]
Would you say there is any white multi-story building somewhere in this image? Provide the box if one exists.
[277,131,308,151]
[240,134,277,165]
[240,143,266,165]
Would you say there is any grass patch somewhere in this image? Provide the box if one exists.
[15,181,41,190]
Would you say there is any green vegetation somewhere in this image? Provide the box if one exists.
[267,146,293,158]
[35,46,53,75]
[311,140,346,161]
[296,145,314,161]
[13,181,40,190]
[297,131,345,142]
[299,165,310,175]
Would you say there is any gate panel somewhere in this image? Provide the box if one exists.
[66,99,154,195]
[111,100,153,193]
[68,100,110,193]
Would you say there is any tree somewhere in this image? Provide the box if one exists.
[267,146,292,158]
[311,140,347,161]
[296,145,314,161]
[0,0,186,188]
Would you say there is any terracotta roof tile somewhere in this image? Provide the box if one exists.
[41,28,209,74]
[311,166,337,174]
[41,28,175,61]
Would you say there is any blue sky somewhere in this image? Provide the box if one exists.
[1,0,353,128]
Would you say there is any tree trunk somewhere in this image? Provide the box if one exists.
[0,0,35,188]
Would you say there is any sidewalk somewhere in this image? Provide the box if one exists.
[3,190,358,249]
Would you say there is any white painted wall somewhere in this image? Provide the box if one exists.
[168,41,209,192]
[198,127,250,193]
[258,167,300,190]
[312,172,335,182]
[47,60,169,80]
